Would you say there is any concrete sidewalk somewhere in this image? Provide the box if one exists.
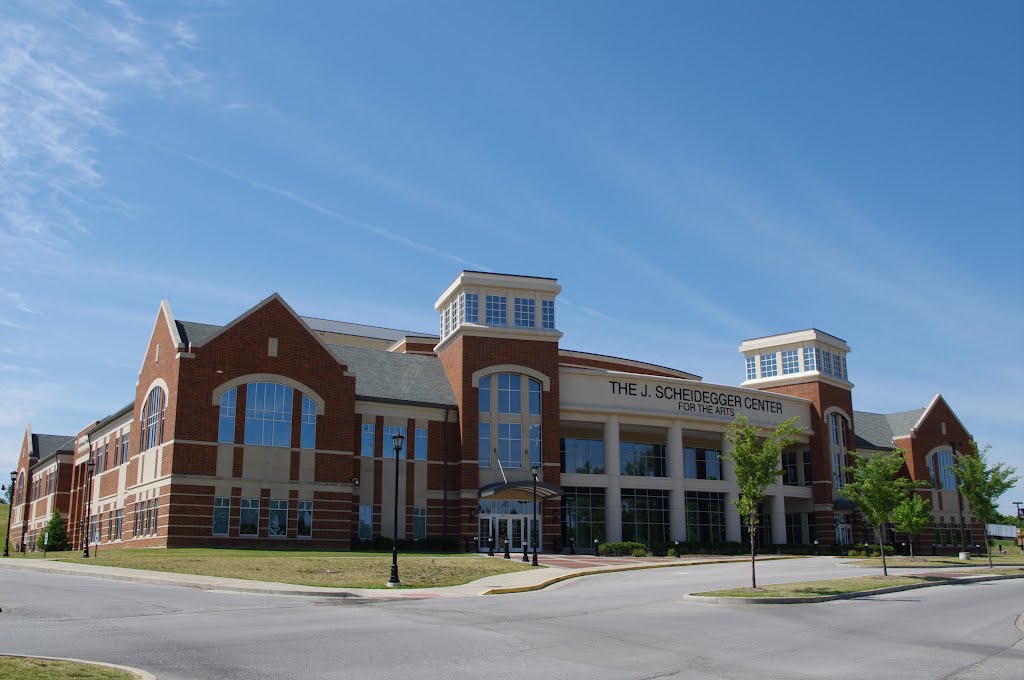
[0,554,791,599]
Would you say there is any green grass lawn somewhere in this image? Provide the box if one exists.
[851,553,1024,567]
[0,657,136,679]
[49,548,538,589]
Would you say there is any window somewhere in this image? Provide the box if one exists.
[620,442,667,477]
[121,434,129,464]
[802,451,813,487]
[528,424,542,467]
[141,387,166,452]
[95,444,104,474]
[560,438,605,474]
[541,300,555,329]
[842,356,848,380]
[497,373,521,414]
[760,353,778,378]
[297,500,312,537]
[929,450,957,490]
[785,513,804,544]
[562,487,605,548]
[686,491,725,544]
[684,447,722,480]
[478,423,491,467]
[218,387,237,443]
[358,504,372,540]
[415,427,428,461]
[108,512,114,542]
[300,395,317,449]
[804,346,817,371]
[114,509,123,540]
[829,413,848,448]
[833,353,843,378]
[244,382,294,448]
[745,356,756,381]
[485,295,507,325]
[528,379,541,416]
[91,514,101,543]
[498,423,522,469]
[782,451,799,486]
[463,293,479,323]
[360,423,375,456]
[741,501,772,548]
[413,507,426,541]
[514,297,535,327]
[150,499,159,536]
[781,349,799,375]
[383,425,407,458]
[269,500,288,537]
[240,498,259,536]
[621,489,670,546]
[821,350,833,376]
[213,497,230,535]
[478,375,491,413]
[133,502,140,537]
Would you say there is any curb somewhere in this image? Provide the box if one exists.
[684,572,1024,605]
[842,560,1024,570]
[0,653,155,679]
[481,555,802,595]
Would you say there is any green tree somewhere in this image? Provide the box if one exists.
[950,443,1020,568]
[890,492,931,558]
[724,415,803,589]
[841,449,921,576]
[37,511,69,552]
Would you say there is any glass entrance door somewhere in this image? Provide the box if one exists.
[479,514,533,552]
[510,517,525,551]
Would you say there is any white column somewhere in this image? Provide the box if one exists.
[603,416,622,544]
[667,422,686,541]
[722,432,741,542]
[771,493,787,544]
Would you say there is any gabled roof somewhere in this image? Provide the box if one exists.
[854,408,926,450]
[326,344,456,407]
[31,433,76,466]
[176,321,222,348]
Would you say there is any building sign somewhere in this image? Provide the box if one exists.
[560,370,810,429]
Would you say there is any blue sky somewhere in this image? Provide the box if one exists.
[2,1,1022,513]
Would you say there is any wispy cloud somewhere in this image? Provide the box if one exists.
[0,290,37,314]
[0,319,27,330]
[0,1,204,264]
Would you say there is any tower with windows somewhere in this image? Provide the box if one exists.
[739,329,855,546]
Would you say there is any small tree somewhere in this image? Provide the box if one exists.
[891,493,931,558]
[37,511,69,552]
[950,443,1020,568]
[725,415,803,589]
[841,449,920,576]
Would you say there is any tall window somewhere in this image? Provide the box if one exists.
[562,487,605,548]
[361,423,375,456]
[804,346,817,371]
[802,451,813,487]
[782,451,800,486]
[358,504,372,540]
[269,500,288,537]
[528,379,541,416]
[528,424,542,467]
[541,300,555,329]
[383,425,407,458]
[300,395,317,449]
[514,297,535,327]
[413,507,427,540]
[121,434,129,464]
[821,350,833,376]
[498,423,522,468]
[760,353,778,378]
[686,491,725,544]
[415,427,428,461]
[842,356,849,380]
[140,387,166,452]
[213,497,229,535]
[498,374,521,414]
[561,438,605,474]
[244,382,293,448]
[462,292,479,323]
[829,412,850,490]
[240,498,259,536]
[297,500,312,537]
[478,375,491,413]
[745,356,756,380]
[620,442,666,477]
[781,349,799,374]
[218,387,237,443]
[479,422,491,468]
[833,353,843,378]
[114,509,123,540]
[684,447,722,480]
[928,450,957,490]
[621,489,670,546]
[485,295,507,325]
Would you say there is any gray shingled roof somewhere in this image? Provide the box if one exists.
[31,433,76,465]
[327,344,456,407]
[302,316,428,341]
[177,320,223,348]
[854,408,926,450]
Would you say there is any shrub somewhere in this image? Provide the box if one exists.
[598,541,648,557]
[37,511,68,552]
[630,547,650,557]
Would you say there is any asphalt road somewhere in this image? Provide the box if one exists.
[1,558,1022,679]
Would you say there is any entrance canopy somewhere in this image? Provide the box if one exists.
[479,480,563,501]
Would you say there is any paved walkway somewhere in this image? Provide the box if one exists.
[0,553,786,599]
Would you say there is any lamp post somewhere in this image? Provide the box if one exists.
[83,460,95,558]
[387,433,404,588]
[3,470,15,557]
[531,464,540,567]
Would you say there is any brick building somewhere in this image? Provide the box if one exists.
[7,271,985,555]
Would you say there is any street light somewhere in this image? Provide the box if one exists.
[387,433,404,588]
[83,460,95,558]
[531,464,540,567]
[3,470,15,557]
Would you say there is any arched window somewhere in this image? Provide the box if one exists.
[140,387,166,452]
[244,382,294,447]
[827,412,850,490]
[218,387,237,444]
[478,372,543,469]
[15,471,24,505]
[927,449,957,490]
[300,395,317,449]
